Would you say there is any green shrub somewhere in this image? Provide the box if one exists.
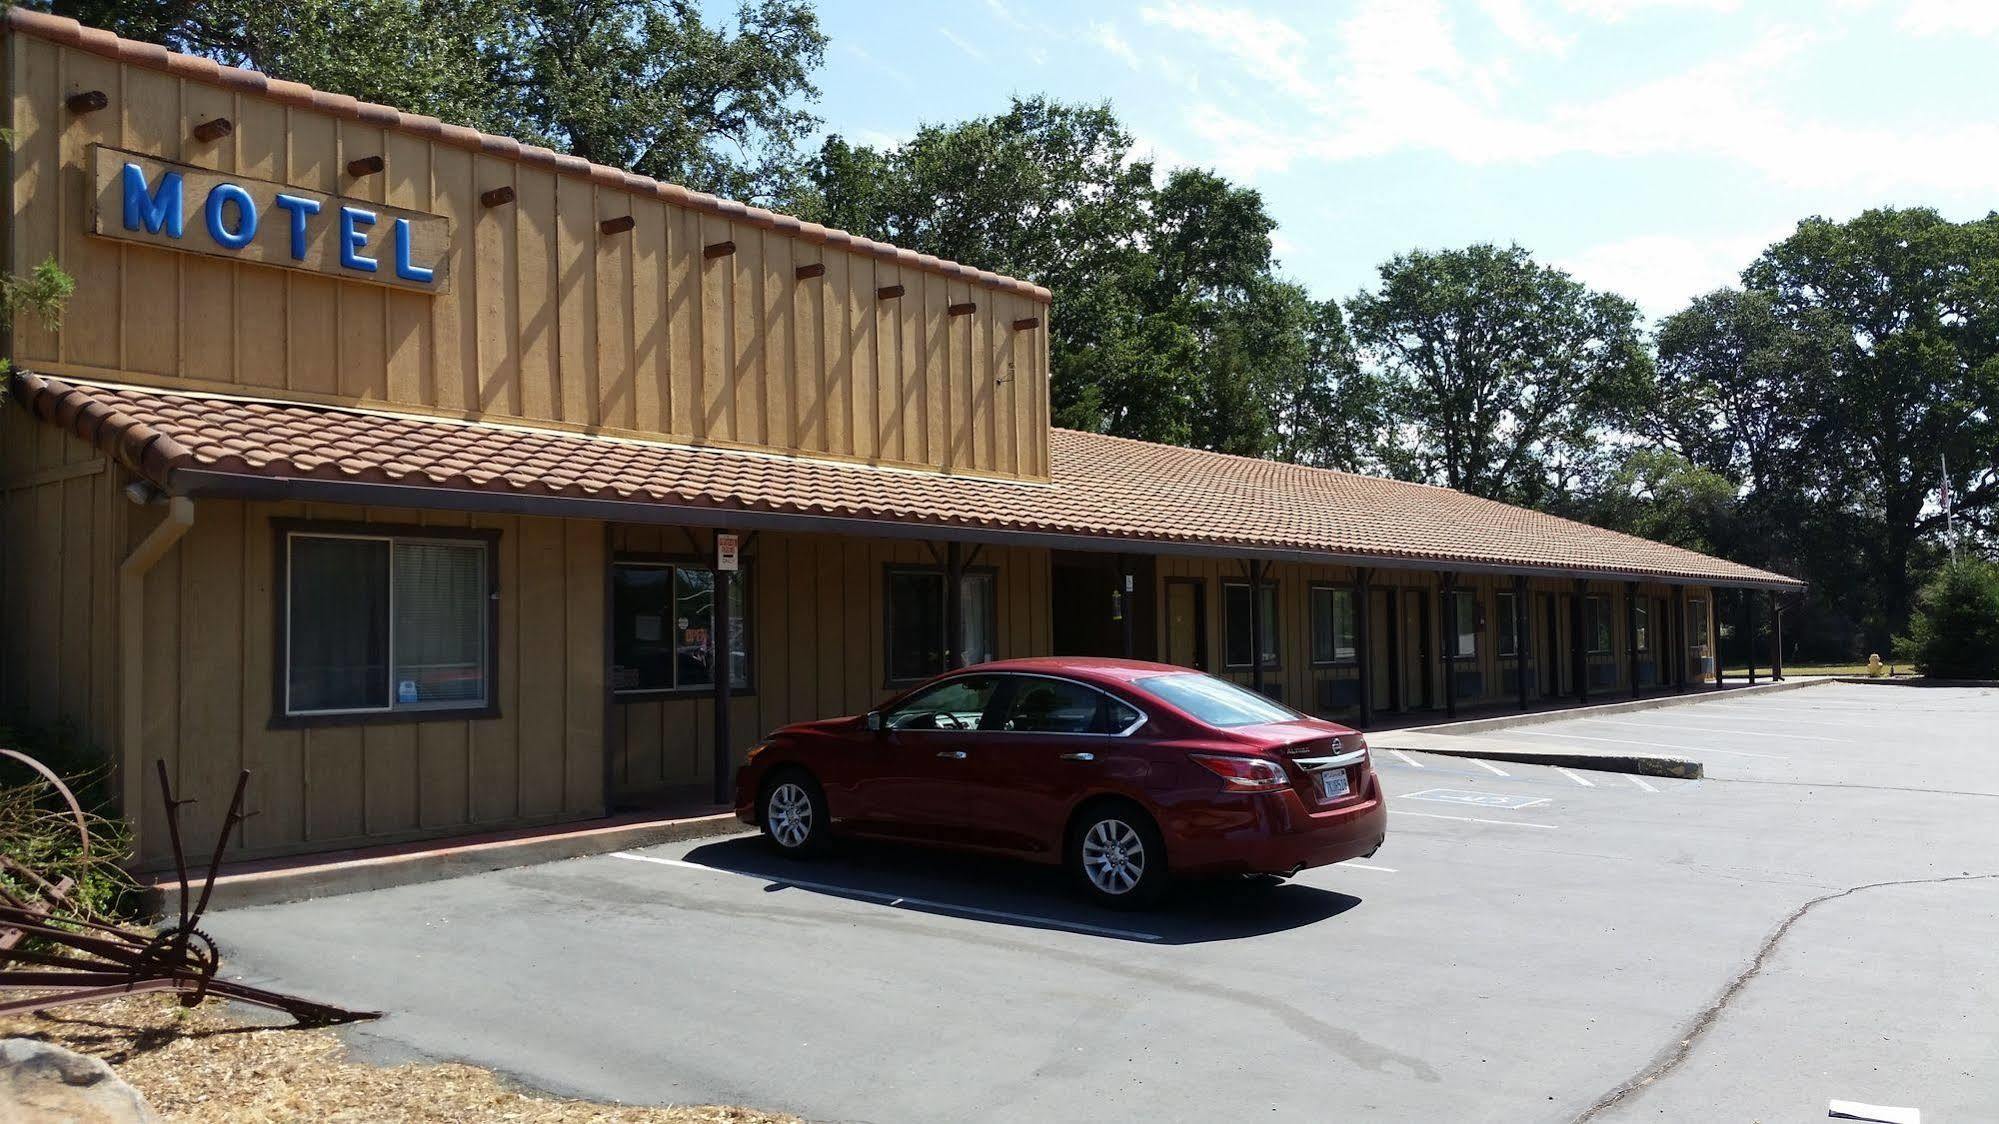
[1896,556,1999,679]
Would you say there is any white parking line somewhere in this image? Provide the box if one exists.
[1340,861,1398,873]
[1471,759,1510,777]
[1627,775,1659,793]
[1554,767,1595,787]
[1505,729,1789,760]
[608,851,1164,941]
[1390,809,1558,830]
[1388,749,1424,768]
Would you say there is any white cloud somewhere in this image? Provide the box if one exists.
[1091,22,1142,69]
[1559,0,1741,20]
[1557,230,1782,317]
[938,27,987,62]
[1139,0,1999,200]
[1896,0,1999,36]
[984,0,1031,32]
[1478,0,1576,53]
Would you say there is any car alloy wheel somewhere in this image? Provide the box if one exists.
[766,781,814,849]
[1081,817,1147,896]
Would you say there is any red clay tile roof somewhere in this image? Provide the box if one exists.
[2,8,1049,304]
[10,372,1802,589]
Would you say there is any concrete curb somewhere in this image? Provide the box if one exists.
[1389,742,1703,779]
[1390,676,1833,737]
[149,811,751,913]
[1834,676,1999,688]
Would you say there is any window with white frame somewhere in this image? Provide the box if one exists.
[1223,581,1280,669]
[1450,589,1480,659]
[1309,585,1357,664]
[283,528,494,718]
[1585,594,1614,654]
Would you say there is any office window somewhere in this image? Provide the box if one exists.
[284,530,493,718]
[1634,600,1651,652]
[1309,586,1357,664]
[1586,595,1613,654]
[885,567,997,684]
[1223,581,1280,668]
[1496,591,1519,657]
[1450,589,1479,659]
[1689,598,1710,649]
[611,562,750,694]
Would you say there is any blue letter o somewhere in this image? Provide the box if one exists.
[204,183,258,250]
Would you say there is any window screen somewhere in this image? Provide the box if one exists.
[1223,582,1280,668]
[1310,587,1357,664]
[284,531,489,717]
[884,567,997,683]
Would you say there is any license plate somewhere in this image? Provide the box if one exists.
[1316,770,1351,801]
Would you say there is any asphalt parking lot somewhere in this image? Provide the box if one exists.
[209,683,1999,1122]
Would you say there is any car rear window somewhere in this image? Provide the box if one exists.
[1135,672,1303,728]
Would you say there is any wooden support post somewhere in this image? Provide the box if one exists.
[1674,586,1688,693]
[346,155,385,177]
[480,186,517,208]
[1356,568,1374,729]
[1515,575,1530,712]
[795,262,826,280]
[712,541,734,806]
[1742,589,1757,686]
[1626,581,1641,699]
[1573,579,1589,705]
[946,542,964,670]
[66,90,108,114]
[1439,573,1457,720]
[191,117,232,143]
[1770,591,1785,681]
[1248,560,1266,696]
[599,215,636,236]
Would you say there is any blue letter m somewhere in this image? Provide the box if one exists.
[121,163,184,238]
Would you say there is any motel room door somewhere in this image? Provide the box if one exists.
[1164,578,1206,670]
[1368,588,1395,712]
[1399,589,1428,709]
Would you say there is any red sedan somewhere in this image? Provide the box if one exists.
[733,657,1387,908]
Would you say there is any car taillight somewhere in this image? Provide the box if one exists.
[1189,753,1290,792]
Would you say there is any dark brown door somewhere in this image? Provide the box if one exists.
[1165,579,1205,669]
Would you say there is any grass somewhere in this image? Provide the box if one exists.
[0,994,800,1123]
[1718,663,1909,678]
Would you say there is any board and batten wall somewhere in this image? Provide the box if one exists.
[5,28,1050,480]
[607,526,1055,800]
[0,413,607,868]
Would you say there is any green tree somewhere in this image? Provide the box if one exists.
[1743,208,1999,646]
[1559,447,1740,555]
[1347,244,1651,504]
[1895,555,1999,678]
[41,0,827,204]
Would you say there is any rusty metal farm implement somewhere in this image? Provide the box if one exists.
[0,750,375,1025]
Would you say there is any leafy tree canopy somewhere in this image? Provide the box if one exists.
[1347,244,1651,505]
[41,0,828,203]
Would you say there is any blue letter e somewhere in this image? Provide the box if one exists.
[121,163,184,237]
[339,206,378,273]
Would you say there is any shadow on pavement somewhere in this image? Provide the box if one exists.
[677,836,1362,945]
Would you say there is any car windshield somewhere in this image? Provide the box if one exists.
[1135,672,1303,728]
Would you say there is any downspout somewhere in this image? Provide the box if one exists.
[119,495,194,854]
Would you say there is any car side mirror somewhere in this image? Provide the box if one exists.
[864,710,883,733]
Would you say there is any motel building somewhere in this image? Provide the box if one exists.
[0,11,1804,870]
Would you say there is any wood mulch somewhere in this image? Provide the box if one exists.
[0,993,799,1123]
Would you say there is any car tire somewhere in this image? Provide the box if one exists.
[760,770,830,857]
[1068,803,1168,910]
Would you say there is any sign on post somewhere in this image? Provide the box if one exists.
[716,533,740,573]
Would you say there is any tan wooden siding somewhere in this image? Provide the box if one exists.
[6,32,1051,480]
[0,402,120,753]
[606,527,1053,799]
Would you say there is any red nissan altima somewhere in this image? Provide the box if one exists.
[733,657,1387,908]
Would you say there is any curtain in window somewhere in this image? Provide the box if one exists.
[392,541,486,706]
[288,537,391,712]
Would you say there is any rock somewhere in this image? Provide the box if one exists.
[0,1038,158,1123]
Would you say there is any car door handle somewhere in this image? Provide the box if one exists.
[1059,752,1096,762]
[936,750,967,760]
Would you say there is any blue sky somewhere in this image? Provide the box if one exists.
[802,0,1999,322]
